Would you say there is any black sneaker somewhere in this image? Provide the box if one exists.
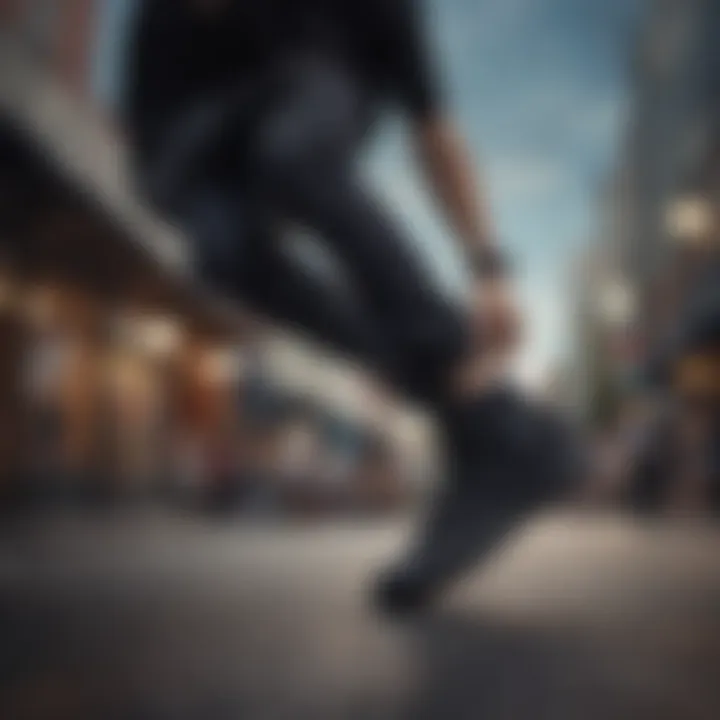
[374,390,576,616]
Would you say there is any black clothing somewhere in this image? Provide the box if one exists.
[125,0,465,407]
[123,1,573,611]
[125,0,441,170]
[375,391,578,615]
[176,58,466,405]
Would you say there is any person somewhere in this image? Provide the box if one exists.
[123,0,566,612]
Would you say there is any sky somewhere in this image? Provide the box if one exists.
[368,0,645,387]
[92,0,645,387]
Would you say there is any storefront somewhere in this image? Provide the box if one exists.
[0,118,244,506]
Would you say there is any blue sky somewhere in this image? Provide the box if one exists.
[369,0,644,385]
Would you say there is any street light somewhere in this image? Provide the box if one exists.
[665,196,713,246]
[138,316,183,357]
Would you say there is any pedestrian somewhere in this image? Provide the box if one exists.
[123,0,568,613]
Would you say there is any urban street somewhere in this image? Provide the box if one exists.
[2,508,720,719]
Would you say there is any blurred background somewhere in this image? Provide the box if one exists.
[2,1,720,718]
[0,0,440,516]
[1,0,719,516]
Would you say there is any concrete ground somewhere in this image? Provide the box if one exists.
[2,508,720,719]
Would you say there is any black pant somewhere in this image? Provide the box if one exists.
[152,59,469,405]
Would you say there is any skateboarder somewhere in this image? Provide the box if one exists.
[124,0,567,612]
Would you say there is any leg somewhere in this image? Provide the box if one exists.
[182,184,386,368]
[249,60,469,405]
[247,60,572,612]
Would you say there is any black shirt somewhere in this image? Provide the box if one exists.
[125,0,442,164]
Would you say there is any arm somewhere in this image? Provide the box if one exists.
[389,0,500,266]
[390,0,519,354]
[414,116,496,258]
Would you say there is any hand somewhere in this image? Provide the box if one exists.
[471,275,523,355]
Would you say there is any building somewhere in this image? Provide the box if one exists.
[567,241,630,425]
[0,1,424,508]
[619,0,720,339]
[592,0,720,413]
[0,114,250,502]
[0,2,261,502]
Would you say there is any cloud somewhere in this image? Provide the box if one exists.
[364,0,634,374]
[488,156,568,202]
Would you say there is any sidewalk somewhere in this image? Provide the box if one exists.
[2,509,720,718]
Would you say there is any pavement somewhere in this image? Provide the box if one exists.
[2,507,720,719]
